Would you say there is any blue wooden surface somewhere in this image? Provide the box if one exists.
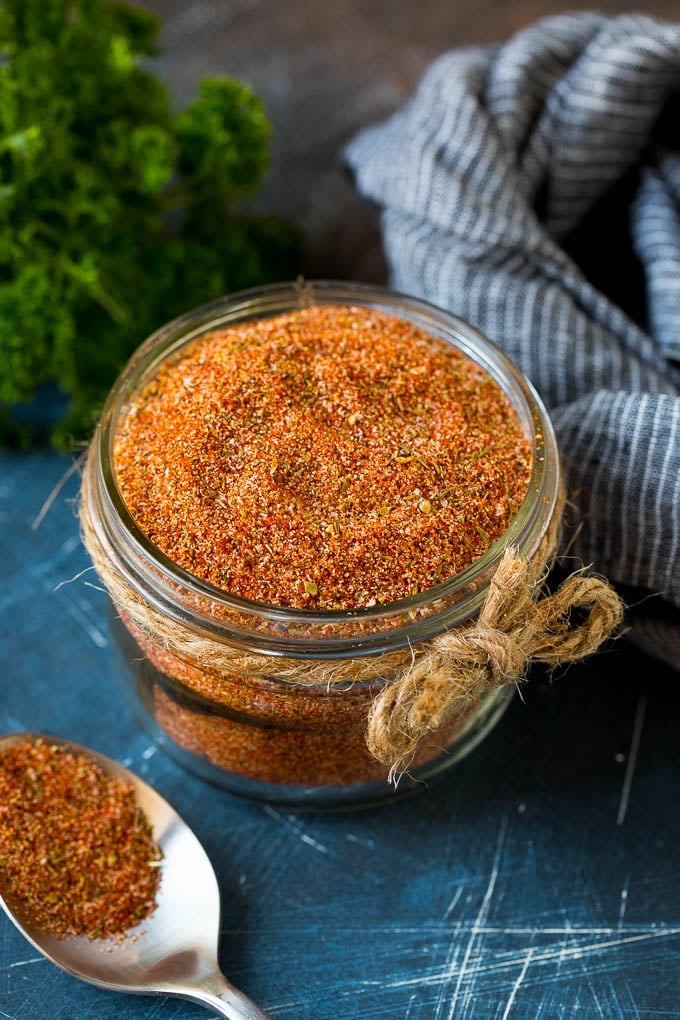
[1,449,679,1019]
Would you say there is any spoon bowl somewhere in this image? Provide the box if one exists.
[0,732,271,1020]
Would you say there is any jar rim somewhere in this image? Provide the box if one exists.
[90,279,560,657]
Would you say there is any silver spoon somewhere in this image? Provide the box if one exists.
[0,732,272,1020]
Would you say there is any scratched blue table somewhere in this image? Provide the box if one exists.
[1,448,679,1019]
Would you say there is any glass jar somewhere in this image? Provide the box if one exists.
[82,280,560,808]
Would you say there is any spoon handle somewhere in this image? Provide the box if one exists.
[187,971,273,1020]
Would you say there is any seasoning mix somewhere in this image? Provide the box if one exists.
[113,305,531,609]
[82,282,561,806]
[0,737,162,940]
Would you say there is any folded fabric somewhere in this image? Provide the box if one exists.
[345,12,680,670]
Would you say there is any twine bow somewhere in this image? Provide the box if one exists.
[367,548,625,780]
[79,451,626,783]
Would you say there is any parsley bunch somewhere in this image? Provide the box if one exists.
[0,0,302,449]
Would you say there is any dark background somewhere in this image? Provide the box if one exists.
[141,0,680,284]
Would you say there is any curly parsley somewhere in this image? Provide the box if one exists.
[0,0,303,449]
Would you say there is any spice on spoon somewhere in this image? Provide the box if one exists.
[0,737,162,941]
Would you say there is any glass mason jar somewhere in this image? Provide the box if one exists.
[82,280,560,809]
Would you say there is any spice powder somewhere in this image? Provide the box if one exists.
[114,305,532,609]
[108,303,533,791]
[0,737,162,940]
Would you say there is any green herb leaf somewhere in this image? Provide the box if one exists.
[0,0,303,449]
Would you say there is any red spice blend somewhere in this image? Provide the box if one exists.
[114,305,532,609]
[0,737,162,940]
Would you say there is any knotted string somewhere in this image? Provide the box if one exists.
[79,451,625,779]
[366,549,625,780]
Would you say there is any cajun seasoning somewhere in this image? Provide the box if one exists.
[84,289,550,801]
[0,737,162,939]
[113,305,532,609]
[112,612,478,788]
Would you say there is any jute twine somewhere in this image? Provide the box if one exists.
[79,452,625,779]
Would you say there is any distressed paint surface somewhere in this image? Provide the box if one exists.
[1,450,679,1019]
[4,2,680,1015]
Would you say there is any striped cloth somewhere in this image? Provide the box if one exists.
[345,13,680,669]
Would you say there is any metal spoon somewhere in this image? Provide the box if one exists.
[0,731,272,1020]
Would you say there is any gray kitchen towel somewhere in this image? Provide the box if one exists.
[345,12,680,670]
